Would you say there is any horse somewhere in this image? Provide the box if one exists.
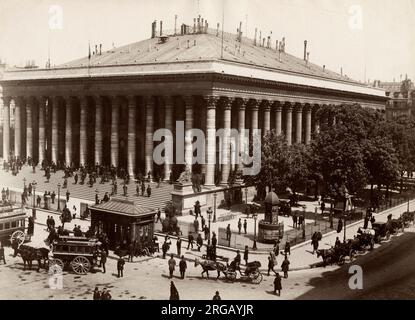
[194,258,227,279]
[16,245,49,271]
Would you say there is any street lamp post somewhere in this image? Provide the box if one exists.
[32,181,37,219]
[253,211,258,250]
[213,193,217,223]
[57,183,61,212]
[207,207,212,245]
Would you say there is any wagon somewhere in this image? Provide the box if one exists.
[48,235,101,274]
[0,203,31,246]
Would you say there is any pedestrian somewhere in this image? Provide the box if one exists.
[51,191,56,204]
[170,281,180,300]
[196,233,203,252]
[66,190,70,202]
[162,241,169,259]
[100,251,107,273]
[284,241,290,255]
[136,184,140,196]
[203,225,210,240]
[0,243,6,264]
[363,215,369,229]
[102,289,112,300]
[176,237,182,256]
[267,256,277,276]
[281,256,290,278]
[141,182,145,196]
[320,201,325,215]
[168,254,176,278]
[211,232,217,247]
[117,257,125,277]
[212,291,221,300]
[187,233,194,250]
[146,185,151,197]
[243,245,249,265]
[273,273,282,296]
[311,237,319,254]
[335,236,341,248]
[273,240,280,257]
[293,212,298,228]
[237,218,242,235]
[74,173,78,184]
[226,224,231,241]
[123,184,127,196]
[155,208,161,223]
[243,219,247,234]
[179,255,187,279]
[201,216,206,229]
[93,287,101,300]
[128,242,134,262]
[193,218,199,234]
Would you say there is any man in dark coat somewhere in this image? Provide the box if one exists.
[74,173,78,184]
[100,251,107,273]
[196,233,203,252]
[281,256,290,278]
[243,219,247,234]
[93,287,101,300]
[267,256,277,276]
[176,237,182,256]
[187,233,194,250]
[211,232,217,247]
[284,242,291,255]
[179,255,187,279]
[243,246,249,265]
[226,224,231,241]
[146,185,152,197]
[212,291,221,300]
[193,218,199,234]
[117,257,125,277]
[237,218,242,234]
[274,274,282,296]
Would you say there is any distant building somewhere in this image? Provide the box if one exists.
[377,77,415,119]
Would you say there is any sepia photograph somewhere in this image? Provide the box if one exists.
[0,0,414,306]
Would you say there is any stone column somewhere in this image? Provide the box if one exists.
[262,100,271,133]
[2,97,10,162]
[79,96,88,166]
[127,95,136,176]
[251,101,259,132]
[94,96,104,165]
[164,96,174,181]
[274,102,282,135]
[14,97,23,158]
[65,97,73,166]
[236,98,247,171]
[51,96,60,163]
[110,96,120,168]
[305,105,312,145]
[38,97,46,165]
[285,103,293,146]
[183,96,194,171]
[295,104,303,144]
[204,96,218,187]
[144,96,155,180]
[221,98,232,186]
[26,98,33,160]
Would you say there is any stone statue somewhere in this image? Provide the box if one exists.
[177,163,192,184]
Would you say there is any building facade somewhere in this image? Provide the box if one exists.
[0,20,387,187]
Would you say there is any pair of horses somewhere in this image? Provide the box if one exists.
[14,245,49,271]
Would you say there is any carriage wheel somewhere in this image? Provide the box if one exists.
[225,271,237,282]
[71,256,91,274]
[49,258,64,272]
[249,271,263,284]
[10,230,26,246]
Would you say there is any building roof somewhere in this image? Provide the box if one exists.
[1,29,386,99]
[91,197,155,217]
[59,31,351,83]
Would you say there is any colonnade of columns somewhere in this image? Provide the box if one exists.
[1,94,325,186]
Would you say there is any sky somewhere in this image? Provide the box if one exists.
[0,0,414,83]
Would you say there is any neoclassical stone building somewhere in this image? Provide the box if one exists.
[0,22,387,188]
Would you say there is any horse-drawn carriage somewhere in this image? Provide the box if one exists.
[316,242,355,266]
[371,222,391,243]
[355,228,375,251]
[0,204,31,246]
[223,260,263,284]
[48,235,101,274]
[401,211,415,227]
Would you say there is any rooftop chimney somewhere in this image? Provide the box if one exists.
[282,37,286,52]
[239,21,242,41]
[216,23,220,36]
[95,44,98,55]
[194,18,196,34]
[262,38,265,47]
[323,65,326,72]
[197,15,201,33]
[275,40,278,50]
[151,20,157,38]
[303,40,307,60]
[174,14,178,35]
[259,31,262,46]
[99,44,102,55]
[187,39,190,48]
[306,52,310,66]
[254,28,257,46]
[205,20,208,33]
[160,20,163,36]
[341,67,343,76]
